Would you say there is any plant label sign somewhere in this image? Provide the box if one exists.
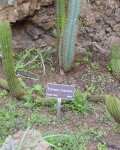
[46,83,75,100]
[46,83,75,121]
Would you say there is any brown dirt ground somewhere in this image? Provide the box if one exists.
[0,50,120,150]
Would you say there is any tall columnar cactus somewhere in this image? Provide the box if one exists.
[56,0,67,67]
[56,0,67,36]
[61,0,83,71]
[0,20,25,99]
[106,94,120,124]
[111,45,120,80]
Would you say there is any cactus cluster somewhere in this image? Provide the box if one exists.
[111,45,120,80]
[0,20,25,100]
[106,94,120,124]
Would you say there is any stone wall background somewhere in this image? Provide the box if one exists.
[0,0,120,53]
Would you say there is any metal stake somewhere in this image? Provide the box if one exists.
[57,98,61,121]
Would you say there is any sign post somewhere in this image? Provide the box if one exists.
[46,83,75,121]
[57,98,61,121]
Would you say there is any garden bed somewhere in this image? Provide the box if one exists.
[0,50,120,149]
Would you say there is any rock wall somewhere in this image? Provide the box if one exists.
[78,0,120,53]
[0,0,120,53]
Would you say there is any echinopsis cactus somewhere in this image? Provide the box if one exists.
[106,94,120,124]
[0,20,25,100]
[61,0,83,71]
[111,45,120,80]
[56,0,67,67]
[56,0,67,36]
[56,0,83,71]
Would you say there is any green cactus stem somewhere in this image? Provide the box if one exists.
[111,45,120,80]
[0,77,9,90]
[61,0,83,71]
[56,0,67,67]
[106,94,120,124]
[56,0,67,36]
[0,20,26,100]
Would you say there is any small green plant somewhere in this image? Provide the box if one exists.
[83,55,89,62]
[0,99,49,146]
[91,62,100,69]
[87,51,92,57]
[75,51,92,67]
[15,47,53,78]
[62,92,93,115]
[27,114,49,126]
[85,84,95,93]
[101,112,113,122]
[45,125,106,150]
[0,90,8,97]
[98,143,107,150]
[34,84,45,96]
[75,59,83,66]
[45,132,87,150]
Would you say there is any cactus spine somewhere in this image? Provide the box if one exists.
[0,21,25,99]
[111,45,120,80]
[61,0,82,71]
[106,95,120,124]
